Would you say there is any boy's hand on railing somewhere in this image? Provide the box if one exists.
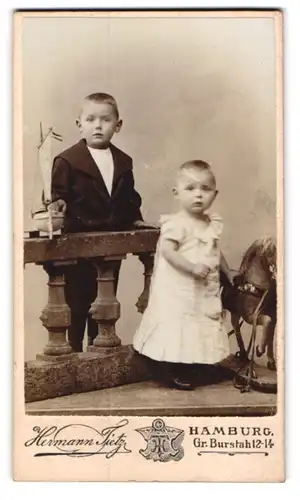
[193,263,210,279]
[48,199,67,215]
[133,220,159,230]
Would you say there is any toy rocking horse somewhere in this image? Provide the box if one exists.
[221,236,277,392]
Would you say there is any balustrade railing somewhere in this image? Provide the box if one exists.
[24,229,159,361]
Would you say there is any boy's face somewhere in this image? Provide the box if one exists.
[77,101,122,149]
[174,168,218,216]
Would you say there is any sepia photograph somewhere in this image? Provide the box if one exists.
[14,9,284,481]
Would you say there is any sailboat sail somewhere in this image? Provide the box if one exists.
[37,125,63,205]
[31,124,64,238]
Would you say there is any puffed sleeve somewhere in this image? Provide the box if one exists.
[209,213,224,239]
[159,214,186,243]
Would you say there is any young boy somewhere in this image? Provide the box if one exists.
[50,92,154,352]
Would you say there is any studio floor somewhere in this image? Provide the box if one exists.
[26,377,277,417]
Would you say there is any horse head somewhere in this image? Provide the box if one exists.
[221,235,277,314]
[238,235,277,285]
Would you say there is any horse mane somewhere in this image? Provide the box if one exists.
[239,236,277,276]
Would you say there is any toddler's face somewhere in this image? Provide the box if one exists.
[77,101,122,149]
[175,168,217,216]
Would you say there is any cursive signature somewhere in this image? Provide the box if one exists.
[24,419,131,458]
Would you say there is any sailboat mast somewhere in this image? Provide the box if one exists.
[39,122,44,145]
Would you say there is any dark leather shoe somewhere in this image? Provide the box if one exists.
[171,377,196,391]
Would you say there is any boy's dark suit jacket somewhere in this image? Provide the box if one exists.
[51,139,143,233]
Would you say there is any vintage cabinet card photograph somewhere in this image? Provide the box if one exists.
[14,9,284,482]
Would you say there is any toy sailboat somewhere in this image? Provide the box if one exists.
[31,123,64,239]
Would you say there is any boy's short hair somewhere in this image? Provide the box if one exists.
[83,92,119,119]
[179,160,216,186]
[180,159,211,172]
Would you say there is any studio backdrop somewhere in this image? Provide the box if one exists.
[22,15,277,360]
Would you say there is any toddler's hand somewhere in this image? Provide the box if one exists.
[193,263,210,279]
[229,269,239,286]
[48,199,67,215]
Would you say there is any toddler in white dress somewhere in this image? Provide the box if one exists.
[133,160,234,389]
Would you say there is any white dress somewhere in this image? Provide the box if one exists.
[133,211,230,364]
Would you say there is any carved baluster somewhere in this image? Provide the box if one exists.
[37,262,73,359]
[136,252,155,313]
[88,256,126,355]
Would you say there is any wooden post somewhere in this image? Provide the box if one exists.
[136,253,155,314]
[88,256,126,355]
[38,262,73,359]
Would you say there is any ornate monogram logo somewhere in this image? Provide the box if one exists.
[136,418,184,462]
